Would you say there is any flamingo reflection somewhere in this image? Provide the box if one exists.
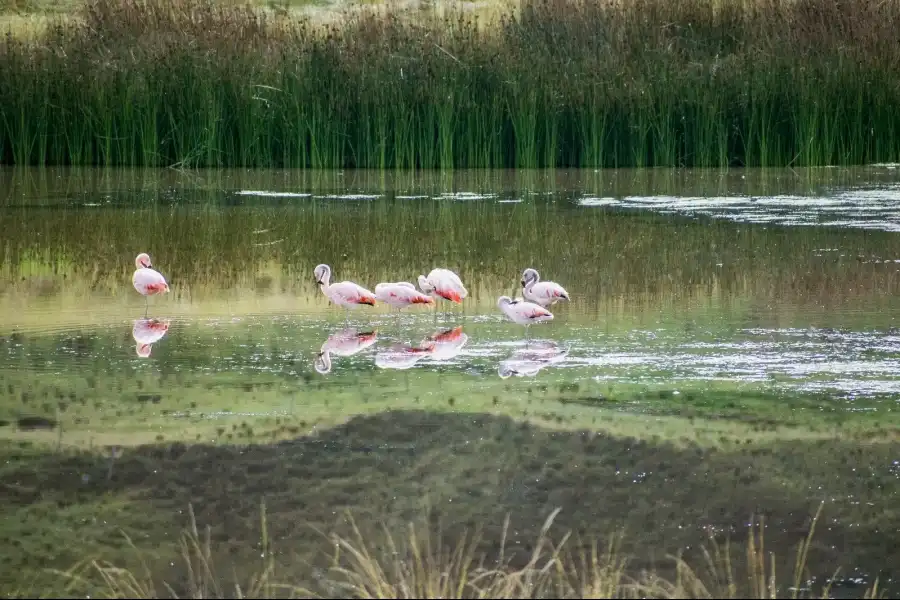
[418,326,468,363]
[132,318,170,357]
[315,328,378,374]
[374,341,436,370]
[498,339,569,379]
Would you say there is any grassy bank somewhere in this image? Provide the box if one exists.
[2,410,895,597]
[3,0,900,168]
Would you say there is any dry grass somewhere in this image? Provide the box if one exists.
[45,500,885,599]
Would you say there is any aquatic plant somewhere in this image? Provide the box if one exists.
[2,0,900,168]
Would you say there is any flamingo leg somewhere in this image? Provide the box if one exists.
[144,296,149,319]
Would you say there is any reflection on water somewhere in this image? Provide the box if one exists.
[421,326,469,362]
[132,318,170,358]
[498,340,569,379]
[314,328,378,374]
[374,340,436,371]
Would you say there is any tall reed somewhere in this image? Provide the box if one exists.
[2,0,900,169]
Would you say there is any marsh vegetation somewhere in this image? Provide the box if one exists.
[3,0,900,168]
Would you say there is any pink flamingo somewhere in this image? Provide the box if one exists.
[314,264,377,322]
[521,268,570,308]
[375,281,434,318]
[132,253,170,317]
[417,267,468,320]
[497,295,554,344]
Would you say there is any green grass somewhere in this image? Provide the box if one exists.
[4,352,897,452]
[3,0,900,168]
[1,410,895,597]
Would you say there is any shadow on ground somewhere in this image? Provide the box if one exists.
[1,409,897,596]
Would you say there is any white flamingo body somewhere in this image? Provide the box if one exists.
[497,295,554,326]
[521,268,569,308]
[132,318,170,357]
[132,253,169,296]
[132,253,169,316]
[417,268,468,304]
[315,328,378,374]
[375,282,434,309]
[314,264,376,309]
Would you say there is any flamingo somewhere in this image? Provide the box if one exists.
[374,281,434,318]
[132,317,170,358]
[132,253,170,317]
[521,268,570,308]
[315,327,378,374]
[417,267,468,321]
[497,295,553,344]
[314,264,377,323]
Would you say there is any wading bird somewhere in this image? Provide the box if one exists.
[521,268,569,308]
[132,253,170,317]
[418,267,468,320]
[374,281,434,319]
[314,264,377,323]
[497,295,553,343]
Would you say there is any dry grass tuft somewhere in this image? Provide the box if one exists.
[38,500,887,599]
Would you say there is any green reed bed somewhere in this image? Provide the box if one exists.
[3,0,900,169]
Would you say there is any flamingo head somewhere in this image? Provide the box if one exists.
[521,268,539,288]
[135,253,152,269]
[136,343,152,358]
[497,295,513,309]
[313,264,331,286]
[417,275,432,294]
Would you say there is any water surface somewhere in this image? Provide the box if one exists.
[1,166,899,595]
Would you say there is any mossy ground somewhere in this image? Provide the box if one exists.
[1,409,896,597]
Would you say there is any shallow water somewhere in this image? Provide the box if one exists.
[3,166,900,405]
[1,166,899,595]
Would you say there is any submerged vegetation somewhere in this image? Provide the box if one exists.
[3,0,900,169]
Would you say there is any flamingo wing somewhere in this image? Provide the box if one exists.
[534,281,569,301]
[133,268,170,295]
[377,283,433,305]
[427,269,467,303]
[333,281,376,305]
[518,301,553,321]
